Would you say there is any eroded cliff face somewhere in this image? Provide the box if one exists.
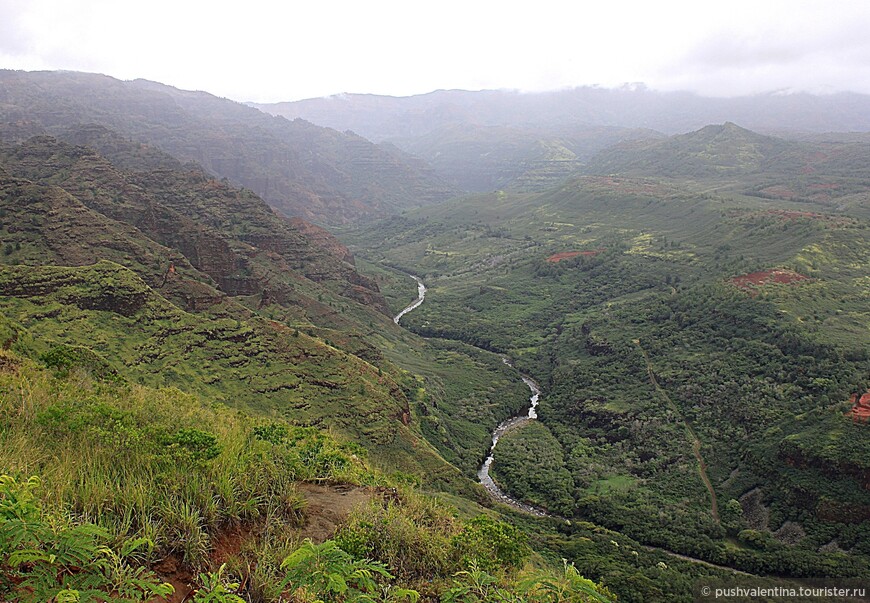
[0,135,390,317]
[0,175,229,312]
[0,262,150,317]
[286,217,355,264]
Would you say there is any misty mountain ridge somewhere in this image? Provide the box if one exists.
[255,86,870,196]
[254,86,870,140]
[0,70,456,225]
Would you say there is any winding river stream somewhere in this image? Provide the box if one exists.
[393,276,426,324]
[390,273,757,572]
[393,274,549,516]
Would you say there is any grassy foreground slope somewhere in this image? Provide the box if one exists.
[0,334,624,602]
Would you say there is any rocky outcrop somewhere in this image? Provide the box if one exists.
[0,262,150,317]
[846,391,870,423]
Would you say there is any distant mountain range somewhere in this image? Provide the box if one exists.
[255,87,870,193]
[0,70,456,224]
[254,86,870,139]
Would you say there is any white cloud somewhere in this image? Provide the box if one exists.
[1,0,869,101]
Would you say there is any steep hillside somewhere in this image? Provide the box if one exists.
[0,262,410,446]
[0,132,473,487]
[0,130,545,491]
[0,70,456,224]
[0,133,389,316]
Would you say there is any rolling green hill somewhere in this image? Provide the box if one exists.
[584,122,870,216]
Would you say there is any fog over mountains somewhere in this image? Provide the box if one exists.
[255,87,870,141]
[253,87,870,194]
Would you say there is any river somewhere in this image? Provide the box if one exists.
[393,274,549,516]
[390,273,761,572]
[393,276,425,324]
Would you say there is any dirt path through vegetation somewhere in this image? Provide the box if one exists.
[634,340,721,525]
[644,546,754,576]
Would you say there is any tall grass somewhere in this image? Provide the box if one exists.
[1,349,617,602]
[0,350,372,569]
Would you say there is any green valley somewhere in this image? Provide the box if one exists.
[2,68,870,603]
[343,131,870,592]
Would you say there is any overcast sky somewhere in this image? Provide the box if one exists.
[2,0,869,103]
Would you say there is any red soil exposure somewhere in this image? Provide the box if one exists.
[153,484,381,602]
[730,269,809,291]
[546,250,602,263]
[846,391,870,423]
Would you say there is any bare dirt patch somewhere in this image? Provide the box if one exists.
[152,555,194,603]
[297,482,377,543]
[846,391,870,423]
[730,269,809,291]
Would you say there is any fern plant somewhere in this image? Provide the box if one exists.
[518,559,616,603]
[280,538,414,602]
[440,563,523,603]
[0,474,173,603]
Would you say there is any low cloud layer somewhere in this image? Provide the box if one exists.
[1,0,868,101]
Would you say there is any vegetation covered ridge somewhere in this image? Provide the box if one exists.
[0,70,458,225]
